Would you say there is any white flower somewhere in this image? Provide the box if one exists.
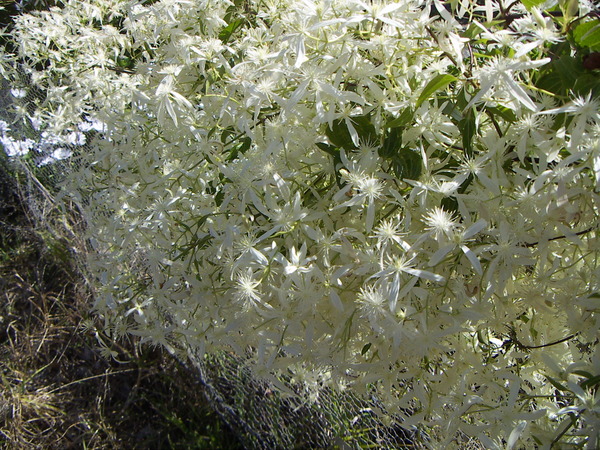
[371,255,445,311]
[275,243,315,279]
[428,219,487,275]
[466,56,550,112]
[423,206,457,241]
[334,163,386,232]
[372,216,411,255]
[357,284,389,326]
[233,269,271,311]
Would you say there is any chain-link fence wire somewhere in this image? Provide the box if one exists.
[0,63,446,449]
[194,351,424,448]
[0,73,90,272]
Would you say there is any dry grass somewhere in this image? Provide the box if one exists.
[0,161,242,449]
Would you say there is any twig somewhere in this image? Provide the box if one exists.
[523,224,598,248]
[506,326,578,351]
[516,334,577,350]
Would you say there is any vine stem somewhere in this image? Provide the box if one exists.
[523,224,598,248]
[507,325,578,350]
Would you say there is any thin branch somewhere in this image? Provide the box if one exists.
[506,326,578,351]
[516,333,577,350]
[523,224,598,248]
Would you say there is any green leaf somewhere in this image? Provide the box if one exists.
[462,23,483,40]
[486,105,517,123]
[391,148,422,181]
[227,136,252,161]
[581,375,600,390]
[385,108,414,129]
[573,20,600,51]
[416,74,457,108]
[572,370,594,379]
[220,126,235,143]
[459,109,476,158]
[316,142,340,158]
[325,115,377,149]
[380,127,402,159]
[325,120,352,149]
[361,343,372,355]
[316,143,343,187]
[536,54,600,98]
[219,18,245,43]
[545,375,569,392]
[238,137,252,153]
[521,0,546,10]
[454,86,471,112]
[440,197,458,214]
[518,312,530,323]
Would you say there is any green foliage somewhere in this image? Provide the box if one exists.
[536,52,600,98]
[219,18,247,43]
[220,0,253,43]
[573,19,600,51]
[325,115,378,149]
[416,74,457,109]
[520,0,546,10]
[531,11,600,100]
[390,148,422,181]
[459,108,476,158]
[385,108,414,129]
[380,127,402,159]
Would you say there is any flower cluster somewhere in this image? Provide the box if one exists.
[2,0,599,446]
